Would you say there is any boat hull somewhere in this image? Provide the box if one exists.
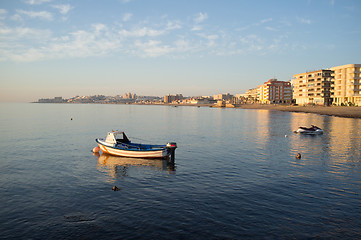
[96,140,169,158]
[295,129,323,135]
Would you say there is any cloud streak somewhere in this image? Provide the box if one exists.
[25,0,52,5]
[194,12,208,23]
[16,10,53,20]
[52,4,73,15]
[297,17,311,24]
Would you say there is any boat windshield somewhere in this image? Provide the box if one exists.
[115,132,130,143]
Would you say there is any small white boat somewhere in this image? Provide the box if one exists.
[295,125,323,135]
[96,131,177,158]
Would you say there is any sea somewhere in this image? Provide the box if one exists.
[0,103,360,239]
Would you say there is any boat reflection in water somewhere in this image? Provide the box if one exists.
[96,153,175,181]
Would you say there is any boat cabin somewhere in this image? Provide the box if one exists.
[105,131,130,144]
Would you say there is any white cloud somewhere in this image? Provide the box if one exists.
[191,25,202,31]
[10,14,23,21]
[174,39,191,52]
[239,34,264,52]
[0,9,7,20]
[52,4,73,15]
[122,13,132,22]
[297,17,311,24]
[237,18,273,31]
[260,18,272,24]
[196,33,219,47]
[119,27,166,37]
[134,40,173,57]
[265,26,277,31]
[166,21,182,30]
[93,23,107,33]
[0,26,51,40]
[16,10,53,20]
[9,48,46,62]
[0,12,293,62]
[25,0,52,5]
[194,12,208,23]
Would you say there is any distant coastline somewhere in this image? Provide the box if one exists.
[33,101,361,119]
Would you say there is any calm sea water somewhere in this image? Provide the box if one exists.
[1,103,361,239]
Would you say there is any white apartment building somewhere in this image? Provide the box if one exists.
[331,64,361,106]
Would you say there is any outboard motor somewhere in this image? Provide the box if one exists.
[166,142,177,162]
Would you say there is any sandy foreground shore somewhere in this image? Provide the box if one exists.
[235,104,361,119]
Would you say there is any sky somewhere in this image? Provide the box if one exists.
[0,0,360,102]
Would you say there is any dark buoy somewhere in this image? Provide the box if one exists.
[295,153,301,159]
[71,118,73,120]
[112,186,120,191]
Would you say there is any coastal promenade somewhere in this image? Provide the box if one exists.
[236,104,361,119]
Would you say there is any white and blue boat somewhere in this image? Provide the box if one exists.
[96,131,177,158]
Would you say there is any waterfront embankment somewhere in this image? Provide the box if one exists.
[236,104,361,119]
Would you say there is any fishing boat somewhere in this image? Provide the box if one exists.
[294,125,323,135]
[95,131,177,158]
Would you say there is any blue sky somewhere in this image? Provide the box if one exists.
[0,0,360,102]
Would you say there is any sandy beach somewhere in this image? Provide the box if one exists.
[164,103,361,118]
[236,104,361,119]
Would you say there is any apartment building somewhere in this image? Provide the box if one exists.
[292,69,334,105]
[164,94,183,103]
[213,93,233,101]
[245,88,258,103]
[331,64,361,106]
[257,78,292,104]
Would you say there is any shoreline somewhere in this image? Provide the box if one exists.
[32,102,361,119]
[234,104,361,119]
[165,103,361,119]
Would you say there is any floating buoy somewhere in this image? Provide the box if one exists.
[92,146,100,153]
[112,186,120,191]
[295,153,301,159]
[70,118,73,120]
[285,135,288,138]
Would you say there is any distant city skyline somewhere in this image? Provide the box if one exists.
[1,0,360,102]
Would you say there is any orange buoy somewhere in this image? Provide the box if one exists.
[92,146,100,153]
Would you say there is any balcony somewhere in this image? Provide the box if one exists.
[322,80,334,84]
